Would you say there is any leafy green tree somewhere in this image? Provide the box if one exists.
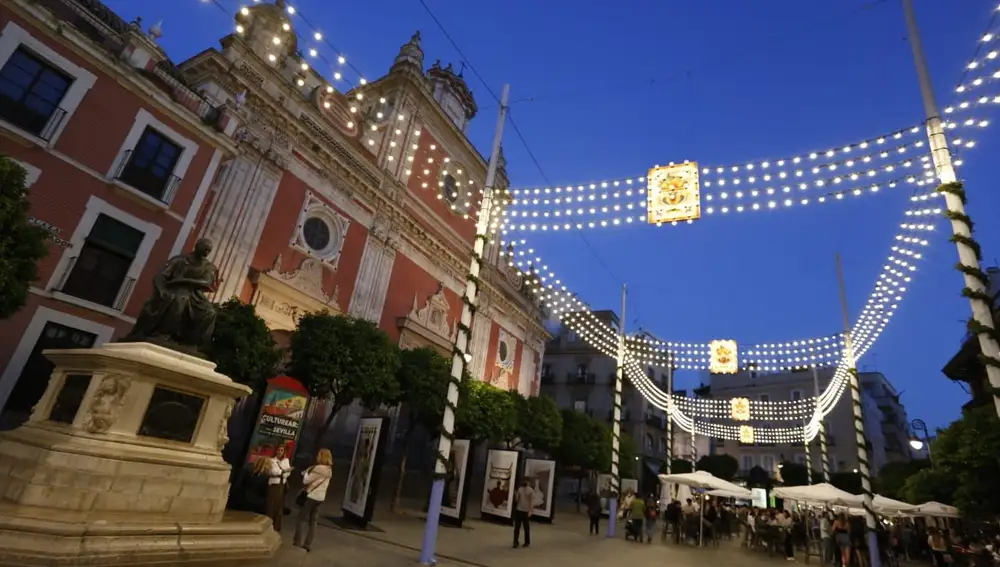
[511,393,563,453]
[454,379,516,446]
[390,347,453,511]
[696,454,740,481]
[919,405,1000,517]
[660,459,693,474]
[553,409,612,510]
[746,465,773,489]
[829,471,862,494]
[204,298,283,392]
[618,432,639,479]
[778,461,810,487]
[0,156,48,319]
[902,468,954,506]
[877,459,930,500]
[289,312,401,437]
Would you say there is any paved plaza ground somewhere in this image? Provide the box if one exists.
[249,500,806,567]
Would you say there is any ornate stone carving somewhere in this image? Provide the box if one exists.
[82,374,131,434]
[217,402,234,450]
[408,284,453,340]
[370,207,402,249]
[266,254,340,308]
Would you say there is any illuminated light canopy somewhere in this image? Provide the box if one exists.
[739,425,755,444]
[731,398,751,421]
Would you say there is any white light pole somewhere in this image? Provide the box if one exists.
[901,0,1000,418]
[608,284,626,537]
[419,84,510,566]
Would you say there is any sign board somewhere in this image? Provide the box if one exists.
[246,376,309,464]
[646,162,701,224]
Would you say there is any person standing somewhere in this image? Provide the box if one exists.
[776,509,795,561]
[513,478,535,548]
[586,491,602,535]
[266,445,292,531]
[643,494,658,543]
[293,449,333,552]
[819,512,833,565]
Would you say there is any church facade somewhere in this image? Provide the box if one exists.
[0,0,548,435]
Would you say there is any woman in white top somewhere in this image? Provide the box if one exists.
[266,445,293,532]
[293,449,333,552]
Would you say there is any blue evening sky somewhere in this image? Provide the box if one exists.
[112,0,999,430]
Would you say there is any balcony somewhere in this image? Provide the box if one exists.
[0,100,66,142]
[113,150,181,205]
[55,256,136,312]
[568,372,596,385]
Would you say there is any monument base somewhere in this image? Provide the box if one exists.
[0,343,281,566]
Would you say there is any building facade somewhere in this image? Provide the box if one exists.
[708,367,906,478]
[0,0,547,442]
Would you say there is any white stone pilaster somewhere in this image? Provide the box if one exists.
[347,237,395,323]
[469,310,492,381]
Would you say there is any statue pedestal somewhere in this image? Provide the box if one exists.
[0,343,281,566]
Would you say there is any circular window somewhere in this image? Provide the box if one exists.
[302,217,331,252]
[442,174,460,204]
[498,341,509,362]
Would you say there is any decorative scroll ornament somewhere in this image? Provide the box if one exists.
[82,374,131,434]
[217,402,234,450]
[646,162,701,224]
[730,397,751,421]
[269,255,339,308]
[408,284,454,340]
[739,425,755,444]
[709,339,739,374]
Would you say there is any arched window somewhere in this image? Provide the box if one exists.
[645,433,654,451]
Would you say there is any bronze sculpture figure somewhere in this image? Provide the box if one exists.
[122,238,219,356]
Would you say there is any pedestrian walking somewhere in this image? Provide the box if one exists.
[266,445,292,532]
[586,491,602,535]
[293,449,333,552]
[512,478,535,548]
[643,494,658,543]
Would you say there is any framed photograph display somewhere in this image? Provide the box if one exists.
[523,458,556,522]
[480,449,520,523]
[342,416,389,527]
[439,439,473,525]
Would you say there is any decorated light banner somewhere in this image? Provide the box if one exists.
[739,425,755,444]
[646,162,701,224]
[730,397,751,421]
[709,339,738,374]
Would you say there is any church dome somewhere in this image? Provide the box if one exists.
[427,60,477,123]
[391,31,424,73]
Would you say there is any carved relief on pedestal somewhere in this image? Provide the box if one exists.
[217,402,234,450]
[82,374,131,434]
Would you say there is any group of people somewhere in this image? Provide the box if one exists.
[244,445,334,552]
[582,489,734,545]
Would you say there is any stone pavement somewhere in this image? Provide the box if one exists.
[249,506,800,567]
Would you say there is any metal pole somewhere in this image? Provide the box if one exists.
[666,357,673,475]
[420,84,510,566]
[836,253,881,567]
[813,366,830,483]
[608,285,626,537]
[902,0,1000,418]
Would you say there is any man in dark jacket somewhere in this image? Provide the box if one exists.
[586,491,602,535]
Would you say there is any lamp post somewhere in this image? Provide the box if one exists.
[909,418,932,461]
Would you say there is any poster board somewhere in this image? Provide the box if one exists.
[481,449,520,523]
[245,376,309,465]
[596,474,639,516]
[342,416,389,527]
[439,439,473,526]
[523,458,556,523]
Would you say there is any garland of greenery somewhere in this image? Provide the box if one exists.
[937,181,1000,397]
[433,232,491,478]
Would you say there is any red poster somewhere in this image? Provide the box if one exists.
[246,376,309,464]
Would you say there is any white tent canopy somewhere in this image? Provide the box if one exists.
[913,501,960,518]
[772,483,858,506]
[707,488,753,499]
[658,471,748,494]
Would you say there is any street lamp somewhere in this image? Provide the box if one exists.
[910,419,932,461]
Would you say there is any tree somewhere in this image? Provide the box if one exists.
[289,312,401,438]
[746,465,772,489]
[778,462,810,487]
[696,454,739,481]
[902,468,954,506]
[511,393,562,453]
[618,432,638,479]
[204,298,283,392]
[454,379,516,446]
[0,156,48,319]
[390,347,453,511]
[553,409,612,511]
[829,471,862,494]
[660,459,693,474]
[877,459,930,500]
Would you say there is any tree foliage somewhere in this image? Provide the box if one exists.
[660,459,694,474]
[877,459,930,500]
[618,432,638,478]
[746,465,772,488]
[696,454,740,481]
[829,471,862,495]
[396,347,453,435]
[0,156,48,320]
[902,468,954,506]
[778,462,810,487]
[454,380,516,445]
[204,298,283,392]
[289,312,401,434]
[553,409,611,475]
[512,392,563,452]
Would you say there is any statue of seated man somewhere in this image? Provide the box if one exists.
[121,238,219,356]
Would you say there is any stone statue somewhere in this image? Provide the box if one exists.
[82,374,131,434]
[122,238,219,356]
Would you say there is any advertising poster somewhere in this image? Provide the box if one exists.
[481,449,519,519]
[596,474,640,516]
[523,458,556,521]
[343,417,383,519]
[245,376,309,464]
[440,439,471,520]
